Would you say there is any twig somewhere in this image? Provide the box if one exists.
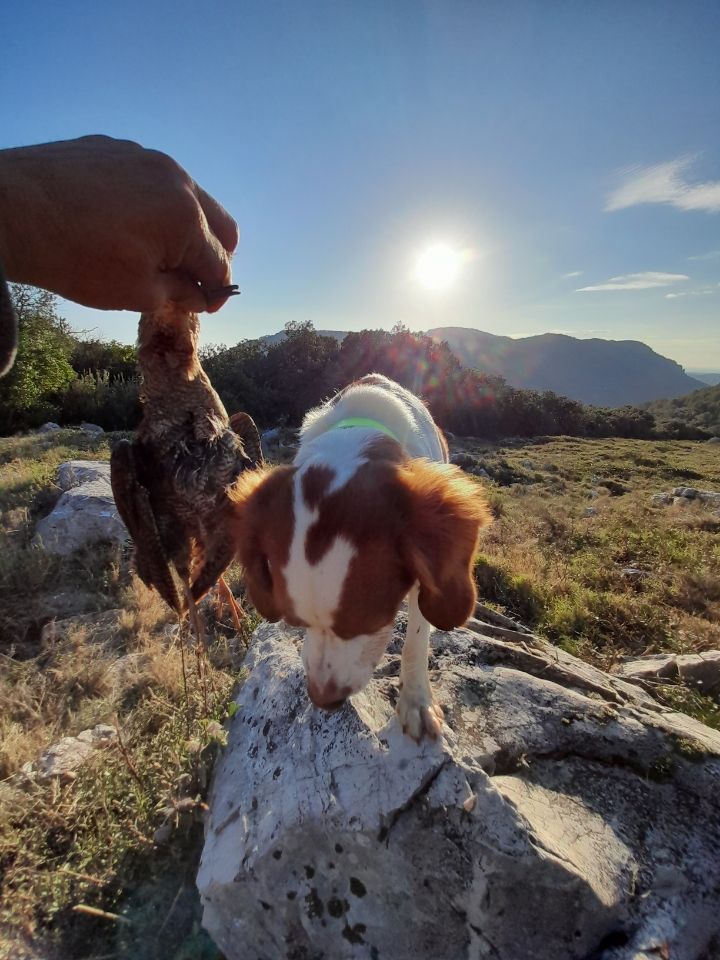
[179,633,192,739]
[124,820,154,846]
[61,867,106,886]
[158,883,185,935]
[73,904,131,924]
[114,721,144,791]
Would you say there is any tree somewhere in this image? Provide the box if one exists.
[0,285,75,432]
[71,338,138,382]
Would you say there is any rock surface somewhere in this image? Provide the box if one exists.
[672,487,720,506]
[199,614,720,960]
[614,651,720,697]
[33,460,127,555]
[22,724,117,783]
[56,459,112,491]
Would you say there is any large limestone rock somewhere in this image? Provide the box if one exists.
[198,614,720,960]
[56,459,112,491]
[33,460,127,555]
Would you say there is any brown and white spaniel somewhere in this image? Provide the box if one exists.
[230,374,490,740]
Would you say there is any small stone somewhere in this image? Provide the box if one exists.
[651,493,673,505]
[621,567,646,579]
[34,724,117,782]
[706,437,720,444]
[583,507,597,517]
[673,497,691,508]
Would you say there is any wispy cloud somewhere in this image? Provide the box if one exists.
[577,272,688,293]
[688,249,720,261]
[665,287,716,299]
[561,270,583,279]
[606,156,720,214]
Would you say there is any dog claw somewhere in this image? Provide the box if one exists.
[397,691,444,742]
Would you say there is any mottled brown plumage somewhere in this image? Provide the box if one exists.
[110,301,262,637]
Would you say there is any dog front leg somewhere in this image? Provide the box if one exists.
[397,583,444,741]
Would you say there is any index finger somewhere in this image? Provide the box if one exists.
[193,183,239,253]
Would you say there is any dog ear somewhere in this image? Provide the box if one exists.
[229,465,296,622]
[399,459,491,631]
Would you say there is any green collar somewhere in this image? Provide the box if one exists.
[330,416,400,443]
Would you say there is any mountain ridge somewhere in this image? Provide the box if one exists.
[426,326,704,407]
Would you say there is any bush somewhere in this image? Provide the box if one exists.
[58,374,140,431]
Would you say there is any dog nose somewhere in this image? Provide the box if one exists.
[307,678,350,712]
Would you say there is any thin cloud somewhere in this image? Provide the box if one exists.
[577,272,689,293]
[666,287,716,299]
[688,250,720,261]
[561,270,583,279]
[606,156,720,214]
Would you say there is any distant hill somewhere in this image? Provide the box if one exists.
[427,327,705,408]
[644,383,720,437]
[688,371,720,387]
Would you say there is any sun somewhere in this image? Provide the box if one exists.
[413,243,467,292]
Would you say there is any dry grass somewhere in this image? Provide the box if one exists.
[465,436,720,672]
[0,431,255,959]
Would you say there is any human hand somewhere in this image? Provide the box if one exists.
[0,135,238,314]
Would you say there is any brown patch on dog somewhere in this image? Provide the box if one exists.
[229,465,299,623]
[398,460,491,630]
[301,465,335,511]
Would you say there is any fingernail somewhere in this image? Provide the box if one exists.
[205,284,240,304]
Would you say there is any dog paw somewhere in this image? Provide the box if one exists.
[396,688,444,742]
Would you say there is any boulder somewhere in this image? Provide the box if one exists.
[706,437,720,444]
[33,461,127,555]
[651,493,673,505]
[56,459,113,491]
[671,487,720,506]
[614,651,720,697]
[80,421,104,434]
[33,589,100,621]
[37,422,61,433]
[199,615,720,960]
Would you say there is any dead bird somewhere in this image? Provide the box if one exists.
[110,295,262,641]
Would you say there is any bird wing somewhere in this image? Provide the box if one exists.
[229,411,264,466]
[110,439,185,614]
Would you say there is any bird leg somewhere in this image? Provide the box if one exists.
[214,575,246,632]
[181,579,205,650]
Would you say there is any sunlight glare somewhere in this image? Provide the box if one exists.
[414,243,469,292]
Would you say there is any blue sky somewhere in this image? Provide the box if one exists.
[2,0,719,369]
